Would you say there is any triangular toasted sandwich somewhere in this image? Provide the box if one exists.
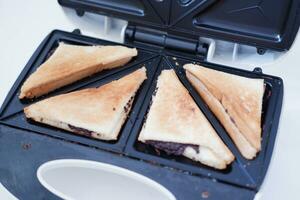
[138,69,234,169]
[20,43,137,99]
[184,64,264,159]
[24,67,147,140]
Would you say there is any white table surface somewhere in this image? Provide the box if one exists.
[0,1,299,200]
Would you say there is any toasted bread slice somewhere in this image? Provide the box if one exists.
[138,69,234,169]
[184,64,264,159]
[24,67,147,140]
[20,43,137,99]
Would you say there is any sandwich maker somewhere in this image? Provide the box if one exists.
[0,0,299,199]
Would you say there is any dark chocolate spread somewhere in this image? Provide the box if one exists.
[146,140,199,156]
[229,116,236,124]
[68,124,93,137]
[225,108,236,124]
[124,96,134,113]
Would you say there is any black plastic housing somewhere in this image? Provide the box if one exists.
[0,30,283,200]
[58,0,300,51]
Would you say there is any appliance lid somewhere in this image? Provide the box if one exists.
[58,0,300,51]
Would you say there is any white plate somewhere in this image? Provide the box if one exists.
[37,159,176,200]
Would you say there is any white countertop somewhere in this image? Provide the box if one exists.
[0,1,299,199]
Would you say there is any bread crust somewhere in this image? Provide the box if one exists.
[24,67,147,140]
[20,43,137,99]
[184,64,264,159]
[138,69,234,169]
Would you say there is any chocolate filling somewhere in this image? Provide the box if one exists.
[68,124,93,137]
[229,116,236,124]
[225,108,236,125]
[146,140,199,156]
[124,96,134,113]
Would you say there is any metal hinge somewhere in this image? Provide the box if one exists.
[125,25,208,56]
